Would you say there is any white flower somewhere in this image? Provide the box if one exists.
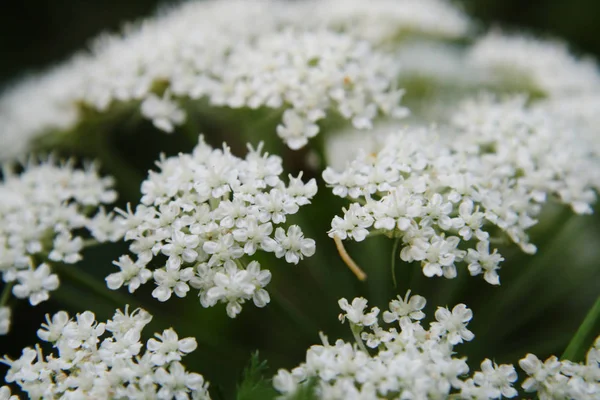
[325,94,600,285]
[0,308,11,335]
[274,225,316,264]
[12,263,59,306]
[466,241,504,285]
[382,290,426,324]
[0,157,118,308]
[275,294,517,399]
[469,31,600,96]
[147,329,197,366]
[47,232,83,264]
[37,311,70,343]
[111,136,315,317]
[338,297,379,327]
[431,304,474,345]
[1,307,211,399]
[106,255,152,293]
[152,263,194,302]
[140,92,186,133]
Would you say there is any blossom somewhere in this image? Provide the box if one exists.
[431,304,474,345]
[325,95,600,284]
[338,297,380,327]
[273,225,316,264]
[0,0,462,156]
[0,307,211,399]
[12,263,59,306]
[0,308,10,336]
[0,157,120,318]
[469,31,600,96]
[382,290,426,324]
[110,136,316,317]
[147,329,198,366]
[274,292,512,399]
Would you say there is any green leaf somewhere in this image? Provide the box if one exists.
[561,294,600,362]
[288,378,319,400]
[236,352,277,400]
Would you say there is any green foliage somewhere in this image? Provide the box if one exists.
[288,378,319,400]
[236,352,278,400]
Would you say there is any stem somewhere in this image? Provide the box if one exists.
[561,294,600,362]
[53,263,143,309]
[0,282,14,307]
[333,236,367,281]
[350,323,369,353]
[391,237,400,288]
[82,238,101,248]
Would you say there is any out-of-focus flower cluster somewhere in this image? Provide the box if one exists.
[0,157,121,334]
[519,337,600,400]
[0,0,471,157]
[273,292,519,399]
[324,95,600,284]
[274,293,600,399]
[107,136,317,317]
[468,31,600,97]
[1,306,210,399]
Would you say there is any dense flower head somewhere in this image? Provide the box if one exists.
[0,0,471,158]
[468,31,600,97]
[0,157,121,333]
[273,292,519,399]
[1,306,210,400]
[324,95,599,284]
[518,337,600,400]
[107,136,317,317]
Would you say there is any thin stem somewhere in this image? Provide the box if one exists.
[53,263,143,309]
[82,238,101,248]
[391,237,401,288]
[350,323,369,353]
[0,282,14,307]
[333,236,367,281]
[562,294,600,362]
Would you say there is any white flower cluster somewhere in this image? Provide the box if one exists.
[324,95,599,284]
[0,0,471,158]
[107,136,317,317]
[0,157,121,333]
[306,0,470,43]
[468,31,600,97]
[1,307,210,400]
[519,336,600,400]
[273,292,518,399]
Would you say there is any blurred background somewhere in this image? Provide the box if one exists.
[1,0,600,88]
[1,1,599,398]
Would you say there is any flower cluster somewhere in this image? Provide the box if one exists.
[1,306,210,399]
[468,31,600,97]
[312,0,470,43]
[519,337,600,399]
[0,157,121,333]
[324,95,599,284]
[273,292,518,399]
[0,0,471,157]
[107,136,317,317]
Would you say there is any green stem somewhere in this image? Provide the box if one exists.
[391,237,400,288]
[82,238,101,248]
[0,282,14,307]
[53,262,143,309]
[561,294,600,362]
[350,323,368,353]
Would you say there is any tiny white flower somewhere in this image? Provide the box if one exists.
[13,263,59,306]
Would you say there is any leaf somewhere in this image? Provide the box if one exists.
[288,378,319,400]
[236,351,278,400]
